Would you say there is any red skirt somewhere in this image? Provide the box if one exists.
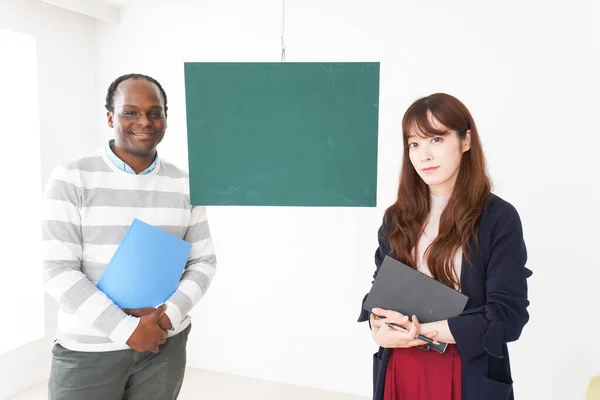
[384,345,462,400]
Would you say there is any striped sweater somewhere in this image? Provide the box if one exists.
[42,148,216,352]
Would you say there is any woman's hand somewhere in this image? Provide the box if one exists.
[370,308,438,349]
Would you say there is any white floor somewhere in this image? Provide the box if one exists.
[9,368,369,400]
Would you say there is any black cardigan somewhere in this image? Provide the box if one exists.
[358,194,533,400]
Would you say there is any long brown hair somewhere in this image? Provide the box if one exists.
[386,93,491,288]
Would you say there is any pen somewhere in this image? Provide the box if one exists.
[385,321,442,346]
[372,313,447,354]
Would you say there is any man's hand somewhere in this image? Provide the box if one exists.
[125,304,169,353]
[158,313,172,331]
[122,306,173,331]
[122,307,156,318]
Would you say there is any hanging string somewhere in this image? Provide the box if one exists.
[280,0,286,61]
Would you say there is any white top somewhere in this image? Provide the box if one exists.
[415,193,462,290]
[42,149,217,351]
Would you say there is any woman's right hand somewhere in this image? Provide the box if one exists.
[369,312,386,334]
[370,309,438,349]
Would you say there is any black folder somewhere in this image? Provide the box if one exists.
[363,255,469,323]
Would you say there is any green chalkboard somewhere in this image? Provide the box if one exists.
[184,62,380,207]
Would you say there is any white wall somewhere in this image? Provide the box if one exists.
[0,0,99,398]
[0,28,44,356]
[95,0,600,398]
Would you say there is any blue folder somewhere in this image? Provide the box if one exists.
[97,218,192,309]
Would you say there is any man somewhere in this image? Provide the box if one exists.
[42,73,216,399]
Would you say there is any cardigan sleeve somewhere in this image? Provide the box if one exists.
[447,202,532,361]
[358,221,388,323]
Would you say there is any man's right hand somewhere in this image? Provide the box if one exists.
[126,304,169,353]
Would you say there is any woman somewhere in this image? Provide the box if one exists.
[358,93,532,400]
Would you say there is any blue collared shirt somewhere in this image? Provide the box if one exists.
[105,139,158,175]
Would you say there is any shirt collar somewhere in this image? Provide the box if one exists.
[105,139,158,175]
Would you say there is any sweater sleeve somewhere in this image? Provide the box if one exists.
[358,219,388,323]
[42,165,139,346]
[447,202,532,361]
[163,205,217,331]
